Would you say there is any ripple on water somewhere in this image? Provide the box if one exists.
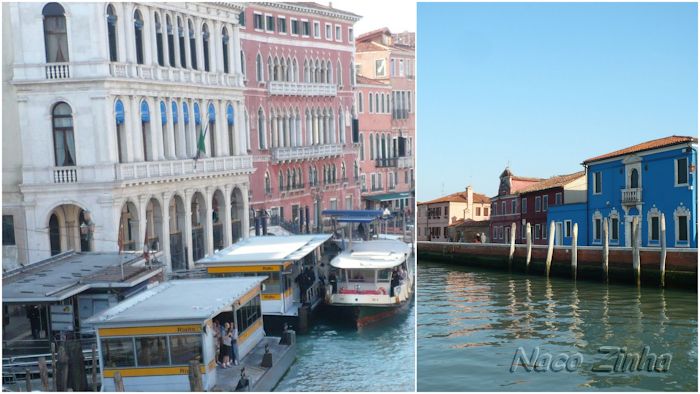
[417,261,698,392]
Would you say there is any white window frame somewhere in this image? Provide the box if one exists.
[542,222,548,240]
[543,195,549,212]
[348,27,354,42]
[592,210,603,244]
[555,192,562,205]
[335,24,342,42]
[324,23,332,40]
[313,21,321,39]
[564,220,572,238]
[253,12,264,31]
[511,200,517,214]
[535,224,540,240]
[673,205,691,246]
[375,59,386,78]
[399,59,405,76]
[264,13,275,33]
[277,16,287,35]
[290,18,299,36]
[593,171,602,195]
[675,157,689,186]
[301,19,310,37]
[535,196,541,212]
[646,207,661,245]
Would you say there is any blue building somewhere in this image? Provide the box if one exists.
[547,136,697,248]
[582,136,697,248]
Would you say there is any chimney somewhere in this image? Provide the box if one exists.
[329,2,333,8]
[466,185,474,210]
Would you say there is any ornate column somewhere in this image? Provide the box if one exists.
[130,96,145,162]
[271,112,278,148]
[120,3,132,64]
[195,16,205,71]
[161,12,171,68]
[148,96,165,160]
[165,97,177,159]
[184,18,192,69]
[161,192,172,272]
[232,23,243,84]
[290,115,296,147]
[234,100,245,154]
[172,12,182,68]
[218,100,229,157]
[205,187,214,256]
[176,98,187,158]
[184,189,194,269]
[277,116,284,148]
[138,196,148,251]
[241,184,250,239]
[223,185,233,246]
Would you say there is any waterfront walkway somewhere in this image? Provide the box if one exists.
[213,337,296,391]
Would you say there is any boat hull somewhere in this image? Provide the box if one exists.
[324,298,412,328]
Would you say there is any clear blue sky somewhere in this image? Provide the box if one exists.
[417,2,697,201]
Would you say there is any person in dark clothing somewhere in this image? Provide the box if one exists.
[329,272,338,294]
[26,305,41,339]
[390,269,399,297]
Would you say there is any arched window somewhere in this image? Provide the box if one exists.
[359,133,364,160]
[341,162,346,181]
[244,109,250,151]
[264,172,271,193]
[115,99,126,162]
[166,15,175,67]
[256,53,264,81]
[292,58,298,82]
[354,161,359,179]
[370,133,375,160]
[155,13,164,66]
[140,100,152,161]
[336,59,342,86]
[338,109,345,143]
[177,17,186,67]
[369,93,374,113]
[240,50,246,78]
[49,214,61,256]
[207,102,216,156]
[134,10,145,64]
[278,171,284,191]
[106,5,118,62]
[326,60,332,83]
[257,107,266,149]
[52,102,76,166]
[222,27,230,74]
[193,101,202,156]
[227,104,235,155]
[267,56,273,82]
[630,168,639,189]
[188,19,197,69]
[43,3,69,62]
[202,24,210,72]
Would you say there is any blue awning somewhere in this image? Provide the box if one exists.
[208,103,216,123]
[193,102,201,125]
[172,101,178,124]
[362,192,412,202]
[114,100,125,125]
[160,101,167,125]
[140,100,150,122]
[227,104,234,125]
[182,102,189,124]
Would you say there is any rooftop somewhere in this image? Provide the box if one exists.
[330,239,410,269]
[250,2,362,21]
[3,252,162,303]
[197,234,331,265]
[357,75,389,86]
[86,277,265,326]
[519,171,586,194]
[583,135,698,164]
[419,190,490,206]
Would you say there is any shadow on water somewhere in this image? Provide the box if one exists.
[417,260,697,391]
[274,300,415,392]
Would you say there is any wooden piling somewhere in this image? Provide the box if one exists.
[632,216,641,286]
[602,217,609,283]
[91,343,98,391]
[25,368,32,392]
[58,345,69,392]
[545,221,555,277]
[660,213,667,287]
[508,222,516,268]
[571,223,578,280]
[38,357,49,391]
[525,223,532,272]
[188,360,203,392]
[51,342,57,392]
[113,372,125,392]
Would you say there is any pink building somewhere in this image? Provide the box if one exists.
[240,2,361,232]
[355,28,415,212]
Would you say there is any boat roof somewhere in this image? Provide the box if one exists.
[86,277,265,327]
[196,234,331,266]
[2,251,163,303]
[330,240,410,269]
[322,209,384,223]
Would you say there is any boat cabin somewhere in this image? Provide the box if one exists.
[87,277,266,392]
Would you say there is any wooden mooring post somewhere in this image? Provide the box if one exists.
[508,222,516,269]
[51,342,57,392]
[660,213,667,287]
[545,221,555,277]
[38,357,49,391]
[632,216,641,286]
[602,218,609,283]
[91,343,98,391]
[571,223,578,280]
[525,223,532,272]
[25,368,32,392]
[113,372,124,392]
[188,360,203,392]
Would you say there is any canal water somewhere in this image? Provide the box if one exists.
[418,260,697,391]
[274,302,416,392]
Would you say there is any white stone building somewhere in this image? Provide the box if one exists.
[2,2,254,272]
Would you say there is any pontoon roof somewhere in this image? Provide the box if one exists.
[197,234,332,265]
[322,209,384,223]
[330,240,411,269]
[86,277,265,326]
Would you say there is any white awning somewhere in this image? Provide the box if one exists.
[330,240,410,269]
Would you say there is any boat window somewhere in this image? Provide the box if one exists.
[135,336,169,366]
[102,337,136,368]
[169,334,202,365]
[236,294,262,335]
[264,272,281,294]
[349,269,374,283]
[377,269,392,282]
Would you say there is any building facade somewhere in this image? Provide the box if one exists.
[2,2,253,271]
[417,186,490,241]
[239,2,361,233]
[355,28,415,213]
[582,136,697,248]
[489,168,541,244]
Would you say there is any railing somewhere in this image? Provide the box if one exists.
[53,166,78,183]
[621,188,642,205]
[392,109,409,120]
[271,144,343,162]
[398,156,413,169]
[280,183,305,192]
[268,81,337,96]
[116,156,254,181]
[45,63,70,79]
[375,158,398,168]
[371,185,384,192]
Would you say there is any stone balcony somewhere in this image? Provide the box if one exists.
[398,156,414,169]
[13,61,243,88]
[621,187,642,205]
[22,156,254,187]
[271,144,343,163]
[268,81,337,96]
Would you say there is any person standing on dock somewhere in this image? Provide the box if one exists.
[221,322,233,368]
[230,325,240,366]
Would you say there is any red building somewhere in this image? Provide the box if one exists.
[489,168,541,243]
[240,2,361,231]
[519,171,586,245]
[355,28,415,212]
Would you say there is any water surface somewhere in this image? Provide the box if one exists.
[418,261,697,391]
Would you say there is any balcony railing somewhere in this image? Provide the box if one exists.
[53,166,78,183]
[398,156,413,169]
[268,81,337,96]
[271,144,343,162]
[280,183,306,192]
[116,156,254,182]
[621,188,642,205]
[375,158,398,168]
[45,63,71,79]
